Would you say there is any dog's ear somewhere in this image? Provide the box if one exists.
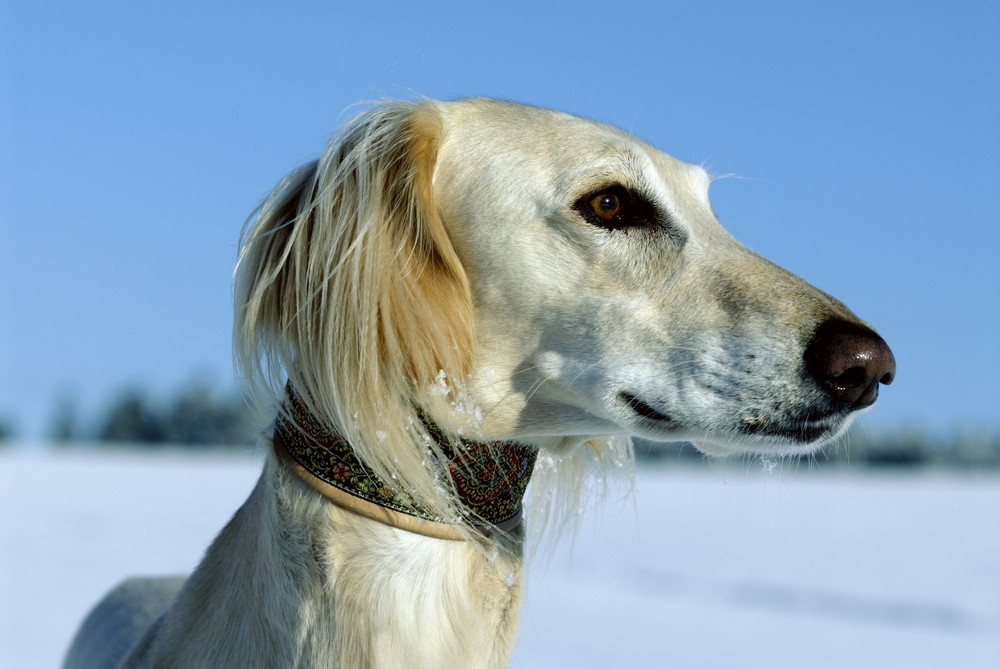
[382,104,474,387]
[234,100,472,443]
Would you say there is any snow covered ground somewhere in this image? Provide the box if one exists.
[2,447,997,668]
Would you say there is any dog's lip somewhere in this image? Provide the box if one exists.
[620,392,673,423]
[736,408,844,443]
[619,393,848,445]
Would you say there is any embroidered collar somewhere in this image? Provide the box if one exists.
[273,388,537,540]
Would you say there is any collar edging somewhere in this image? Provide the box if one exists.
[273,390,537,540]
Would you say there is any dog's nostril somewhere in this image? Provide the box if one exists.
[805,319,896,410]
[832,366,868,390]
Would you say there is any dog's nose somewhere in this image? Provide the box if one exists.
[805,319,896,410]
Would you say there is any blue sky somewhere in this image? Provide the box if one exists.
[2,1,998,440]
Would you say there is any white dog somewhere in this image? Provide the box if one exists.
[63,98,895,668]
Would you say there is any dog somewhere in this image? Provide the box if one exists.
[63,97,895,668]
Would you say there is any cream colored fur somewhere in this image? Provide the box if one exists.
[63,97,877,669]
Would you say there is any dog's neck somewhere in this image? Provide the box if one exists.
[141,451,526,668]
[274,387,537,540]
[131,390,534,666]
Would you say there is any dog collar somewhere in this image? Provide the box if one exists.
[273,389,537,540]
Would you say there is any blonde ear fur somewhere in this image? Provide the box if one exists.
[234,99,475,524]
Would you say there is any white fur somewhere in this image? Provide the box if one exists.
[63,98,878,668]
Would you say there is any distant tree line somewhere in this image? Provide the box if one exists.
[824,426,1000,469]
[635,425,1000,469]
[5,384,996,467]
[0,416,14,444]
[50,380,264,448]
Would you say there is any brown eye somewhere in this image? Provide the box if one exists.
[573,184,676,236]
[589,192,622,221]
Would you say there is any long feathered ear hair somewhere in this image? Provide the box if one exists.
[233,99,474,523]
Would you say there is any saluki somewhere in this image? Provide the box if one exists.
[63,98,895,668]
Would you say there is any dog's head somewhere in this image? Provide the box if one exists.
[235,98,895,486]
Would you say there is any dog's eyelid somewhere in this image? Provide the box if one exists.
[571,183,673,235]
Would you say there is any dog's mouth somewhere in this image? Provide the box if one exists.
[734,405,850,447]
[739,417,832,444]
[620,392,673,423]
[621,390,849,450]
[692,412,848,457]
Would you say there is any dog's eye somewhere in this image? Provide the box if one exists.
[589,192,623,222]
[573,185,657,231]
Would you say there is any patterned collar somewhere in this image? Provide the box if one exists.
[273,388,537,539]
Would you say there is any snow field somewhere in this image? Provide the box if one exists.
[1,448,997,668]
